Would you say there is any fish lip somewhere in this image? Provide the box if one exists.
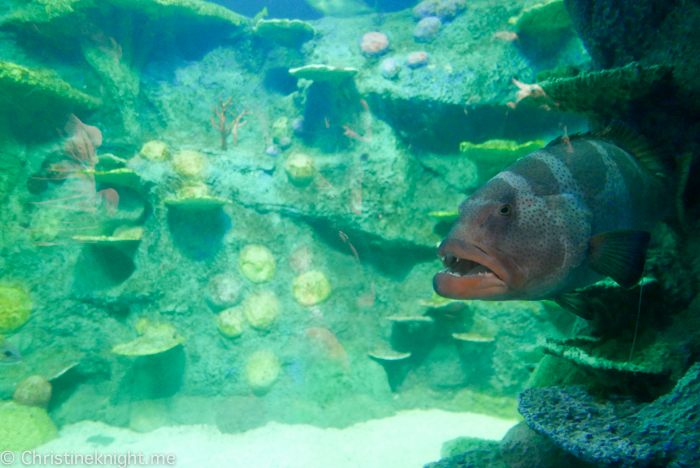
[434,238,512,299]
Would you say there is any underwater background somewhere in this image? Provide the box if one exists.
[0,0,699,466]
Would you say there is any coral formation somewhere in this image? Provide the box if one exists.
[271,117,289,142]
[284,152,316,187]
[217,307,245,339]
[0,285,32,333]
[14,375,52,407]
[3,0,245,139]
[164,182,227,210]
[239,245,277,283]
[289,64,359,82]
[0,401,57,452]
[413,0,466,21]
[519,362,700,467]
[242,290,279,332]
[414,17,442,43]
[112,318,186,356]
[253,19,315,48]
[0,60,101,126]
[140,140,170,162]
[244,349,281,396]
[458,139,545,185]
[406,51,429,68]
[360,32,390,57]
[207,274,245,311]
[379,57,401,80]
[292,270,331,306]
[172,150,207,179]
[534,62,672,124]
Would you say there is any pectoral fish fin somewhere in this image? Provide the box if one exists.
[587,230,651,289]
[552,292,594,320]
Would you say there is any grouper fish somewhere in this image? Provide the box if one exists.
[434,122,672,314]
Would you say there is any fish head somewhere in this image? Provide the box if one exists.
[0,336,21,364]
[434,175,591,301]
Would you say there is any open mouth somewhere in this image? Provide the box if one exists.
[439,253,499,278]
[433,239,510,299]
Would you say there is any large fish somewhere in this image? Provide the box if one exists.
[434,123,672,314]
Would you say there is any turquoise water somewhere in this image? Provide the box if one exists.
[1,0,697,466]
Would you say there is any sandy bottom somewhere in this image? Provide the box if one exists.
[20,410,516,468]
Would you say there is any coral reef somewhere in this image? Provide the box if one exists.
[519,362,700,467]
[0,60,101,122]
[2,0,245,139]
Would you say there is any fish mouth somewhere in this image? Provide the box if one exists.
[433,238,511,299]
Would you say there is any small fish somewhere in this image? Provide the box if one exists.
[0,335,21,364]
[434,122,672,318]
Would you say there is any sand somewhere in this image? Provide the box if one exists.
[17,410,517,468]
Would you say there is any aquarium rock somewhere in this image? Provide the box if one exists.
[519,362,700,467]
[379,57,402,79]
[414,16,442,43]
[360,31,390,57]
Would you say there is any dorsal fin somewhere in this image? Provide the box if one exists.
[547,121,674,180]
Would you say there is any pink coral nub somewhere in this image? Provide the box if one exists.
[360,32,390,57]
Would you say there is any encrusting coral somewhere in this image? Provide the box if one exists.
[239,245,276,283]
[244,349,281,396]
[0,285,32,333]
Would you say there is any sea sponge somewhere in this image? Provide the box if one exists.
[293,270,331,306]
[172,150,206,179]
[239,244,276,283]
[140,140,170,162]
[243,290,279,331]
[14,375,52,407]
[284,152,315,187]
[217,307,245,338]
[0,285,32,333]
[244,349,280,396]
[414,16,442,43]
[0,401,57,451]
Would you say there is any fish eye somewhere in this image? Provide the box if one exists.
[3,351,12,357]
[498,204,512,216]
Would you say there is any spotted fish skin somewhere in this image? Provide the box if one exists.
[434,124,670,302]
